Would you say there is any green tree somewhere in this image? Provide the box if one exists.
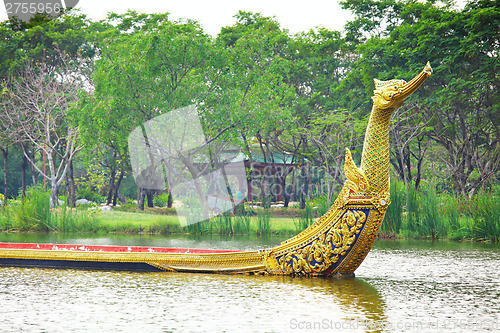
[214,12,296,202]
[78,13,214,209]
[341,0,500,197]
[0,11,93,205]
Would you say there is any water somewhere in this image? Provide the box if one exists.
[0,235,498,332]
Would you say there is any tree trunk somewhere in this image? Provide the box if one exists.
[46,149,59,208]
[146,190,154,208]
[50,178,59,209]
[299,168,306,209]
[117,190,127,204]
[26,147,37,189]
[283,168,290,208]
[1,147,8,204]
[112,168,125,206]
[106,167,116,205]
[21,151,27,198]
[138,187,145,211]
[299,137,308,209]
[167,188,173,208]
[403,146,412,183]
[68,160,76,207]
[290,168,296,202]
[299,164,309,209]
[395,146,410,212]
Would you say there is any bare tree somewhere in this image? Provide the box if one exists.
[417,100,500,199]
[292,109,364,204]
[1,57,84,208]
[389,104,430,191]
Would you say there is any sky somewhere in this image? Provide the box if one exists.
[0,0,354,36]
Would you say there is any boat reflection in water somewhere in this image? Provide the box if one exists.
[0,265,386,332]
[275,275,387,330]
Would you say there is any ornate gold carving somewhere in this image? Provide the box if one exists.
[337,149,368,209]
[336,210,385,274]
[264,64,431,275]
[362,63,432,194]
[373,192,391,213]
[278,210,366,275]
[344,148,368,193]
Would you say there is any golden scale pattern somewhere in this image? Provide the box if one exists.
[0,64,431,275]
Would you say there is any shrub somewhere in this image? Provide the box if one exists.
[9,186,53,231]
[153,192,170,207]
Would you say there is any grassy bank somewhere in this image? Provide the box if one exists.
[1,184,499,242]
[0,187,302,236]
[0,208,300,236]
[92,210,298,236]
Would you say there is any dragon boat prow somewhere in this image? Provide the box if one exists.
[0,63,432,276]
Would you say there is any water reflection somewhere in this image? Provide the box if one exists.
[271,275,387,332]
[0,235,498,332]
[357,239,500,332]
[0,267,386,333]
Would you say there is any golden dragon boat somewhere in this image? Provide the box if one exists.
[0,63,432,276]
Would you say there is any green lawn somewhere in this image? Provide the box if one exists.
[95,210,300,235]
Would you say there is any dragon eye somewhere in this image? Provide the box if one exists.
[394,85,398,89]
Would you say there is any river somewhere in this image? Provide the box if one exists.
[0,234,498,332]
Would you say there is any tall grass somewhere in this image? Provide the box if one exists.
[214,213,233,235]
[185,219,211,235]
[52,206,99,232]
[382,179,404,235]
[233,214,251,234]
[382,180,500,242]
[404,184,421,236]
[443,194,463,240]
[469,194,500,243]
[9,186,53,231]
[0,205,13,231]
[295,203,314,234]
[419,182,442,239]
[257,209,271,236]
[0,186,98,232]
[2,181,498,242]
[255,197,272,236]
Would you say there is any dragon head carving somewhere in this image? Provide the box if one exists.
[372,62,432,110]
